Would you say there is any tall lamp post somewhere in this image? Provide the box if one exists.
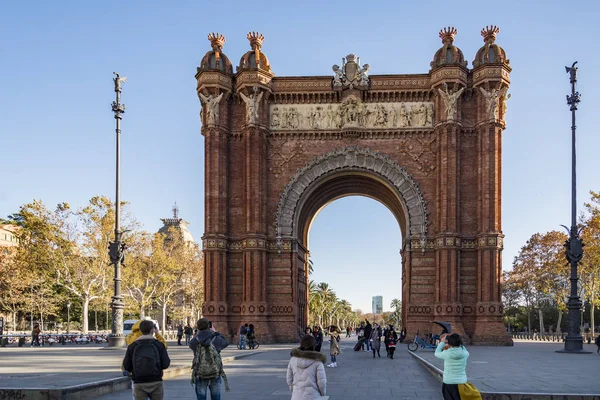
[107,72,127,348]
[66,301,71,334]
[557,62,590,354]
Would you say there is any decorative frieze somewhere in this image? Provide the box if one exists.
[270,97,434,131]
[203,238,293,251]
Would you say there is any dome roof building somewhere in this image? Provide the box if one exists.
[430,27,467,69]
[158,204,195,245]
[473,25,509,68]
[199,32,233,74]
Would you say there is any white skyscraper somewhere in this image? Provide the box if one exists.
[372,296,383,315]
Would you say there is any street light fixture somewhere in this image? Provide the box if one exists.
[557,62,591,354]
[107,72,128,348]
[66,301,71,334]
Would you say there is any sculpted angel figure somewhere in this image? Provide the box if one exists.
[113,72,127,91]
[437,83,465,121]
[479,87,503,120]
[332,65,344,87]
[239,86,263,124]
[500,88,511,120]
[198,92,224,125]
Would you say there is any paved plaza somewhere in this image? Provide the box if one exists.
[2,337,600,399]
[413,341,600,395]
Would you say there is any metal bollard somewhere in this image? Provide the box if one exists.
[18,337,25,347]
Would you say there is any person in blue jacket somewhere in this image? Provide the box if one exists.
[434,333,469,400]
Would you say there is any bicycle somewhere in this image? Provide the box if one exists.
[407,331,438,352]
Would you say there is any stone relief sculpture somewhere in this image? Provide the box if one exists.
[437,83,464,121]
[198,92,224,125]
[269,98,434,130]
[479,87,506,120]
[332,65,344,87]
[239,86,264,124]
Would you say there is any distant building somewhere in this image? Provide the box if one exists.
[372,296,383,315]
[158,203,195,245]
[0,224,19,254]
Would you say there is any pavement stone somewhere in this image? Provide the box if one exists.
[412,341,600,395]
[95,337,442,399]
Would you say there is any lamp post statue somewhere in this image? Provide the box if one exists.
[107,72,127,348]
[557,62,590,354]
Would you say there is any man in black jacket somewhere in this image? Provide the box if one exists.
[123,320,171,400]
[363,320,372,352]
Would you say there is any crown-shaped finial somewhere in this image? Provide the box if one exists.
[247,31,265,49]
[208,32,226,51]
[439,26,458,44]
[481,25,500,43]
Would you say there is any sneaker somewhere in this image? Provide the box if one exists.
[327,363,335,367]
[333,362,338,367]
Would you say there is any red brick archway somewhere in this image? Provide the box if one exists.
[197,28,512,345]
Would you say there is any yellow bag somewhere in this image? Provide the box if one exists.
[458,383,481,400]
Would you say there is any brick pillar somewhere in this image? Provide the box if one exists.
[472,122,511,344]
[434,122,465,337]
[241,123,272,340]
[202,124,231,334]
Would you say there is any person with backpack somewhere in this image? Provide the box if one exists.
[122,320,171,400]
[189,318,229,399]
[286,334,327,399]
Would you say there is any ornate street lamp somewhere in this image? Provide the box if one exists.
[107,72,128,348]
[66,301,71,334]
[557,62,591,354]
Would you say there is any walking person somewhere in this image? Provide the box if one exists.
[189,319,230,399]
[357,323,365,350]
[31,324,41,347]
[434,333,480,400]
[286,334,327,400]
[370,323,382,358]
[184,323,193,345]
[399,327,406,343]
[312,326,323,352]
[327,326,341,368]
[122,320,171,400]
[595,334,600,355]
[363,321,372,352]
[177,324,184,346]
[385,325,398,359]
[346,327,351,338]
[239,323,248,349]
[247,324,257,349]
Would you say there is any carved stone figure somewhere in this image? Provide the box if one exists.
[500,88,511,120]
[332,65,343,87]
[374,104,388,127]
[357,64,370,87]
[437,83,464,121]
[239,86,264,124]
[425,103,433,126]
[479,87,502,120]
[271,107,281,128]
[399,104,411,127]
[199,92,224,125]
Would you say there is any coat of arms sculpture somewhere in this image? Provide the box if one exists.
[332,54,370,89]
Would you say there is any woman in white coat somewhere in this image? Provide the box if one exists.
[286,334,327,400]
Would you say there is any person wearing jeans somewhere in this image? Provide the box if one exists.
[194,376,222,400]
[239,323,248,349]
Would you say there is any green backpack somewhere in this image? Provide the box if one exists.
[191,341,229,391]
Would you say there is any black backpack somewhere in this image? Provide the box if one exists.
[133,341,161,378]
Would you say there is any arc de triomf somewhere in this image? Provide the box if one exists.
[197,26,512,345]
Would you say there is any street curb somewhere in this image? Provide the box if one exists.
[0,351,263,400]
[408,350,600,399]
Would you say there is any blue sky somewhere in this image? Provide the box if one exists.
[1,0,599,313]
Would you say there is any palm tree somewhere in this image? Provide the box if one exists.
[390,298,402,328]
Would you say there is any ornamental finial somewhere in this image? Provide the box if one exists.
[481,25,500,43]
[247,31,265,50]
[208,32,226,51]
[439,26,457,44]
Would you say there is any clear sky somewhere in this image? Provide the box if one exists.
[1,0,599,313]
